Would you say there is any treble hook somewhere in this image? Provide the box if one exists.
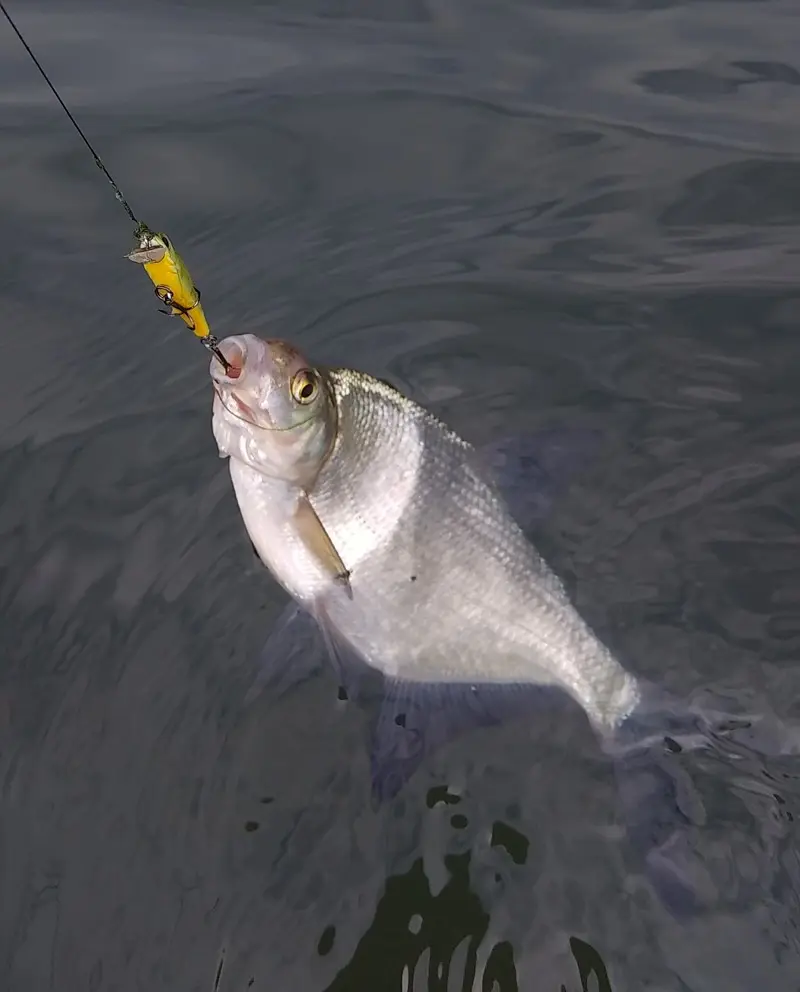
[154,283,200,327]
[153,283,233,375]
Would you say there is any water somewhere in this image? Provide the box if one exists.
[2,0,800,988]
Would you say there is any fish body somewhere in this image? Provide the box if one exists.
[209,333,729,916]
[127,226,212,339]
[216,350,639,736]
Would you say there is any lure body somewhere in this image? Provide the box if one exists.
[127,225,212,339]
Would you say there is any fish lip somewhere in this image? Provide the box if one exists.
[210,336,247,385]
[210,335,257,423]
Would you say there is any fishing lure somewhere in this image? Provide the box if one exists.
[126,224,212,340]
[126,224,235,372]
[0,0,234,374]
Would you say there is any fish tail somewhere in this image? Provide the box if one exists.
[605,681,712,918]
[606,679,800,918]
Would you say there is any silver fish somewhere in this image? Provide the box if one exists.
[209,333,726,916]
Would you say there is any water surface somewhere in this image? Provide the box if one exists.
[2,1,800,989]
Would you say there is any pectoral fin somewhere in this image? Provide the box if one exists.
[245,598,369,706]
[293,494,352,596]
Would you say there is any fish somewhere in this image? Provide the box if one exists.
[208,332,786,918]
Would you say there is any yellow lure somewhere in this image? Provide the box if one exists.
[126,224,212,339]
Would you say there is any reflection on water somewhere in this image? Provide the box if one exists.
[3,0,800,988]
[328,853,509,991]
[324,819,615,991]
[325,792,533,990]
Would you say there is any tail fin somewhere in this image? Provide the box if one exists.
[607,684,729,918]
[608,681,800,918]
[610,691,707,917]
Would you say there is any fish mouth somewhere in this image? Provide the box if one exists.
[210,336,263,426]
[210,337,246,384]
[209,334,319,433]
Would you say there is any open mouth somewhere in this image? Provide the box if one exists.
[211,337,261,424]
[213,338,245,383]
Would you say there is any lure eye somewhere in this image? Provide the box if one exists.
[290,369,318,405]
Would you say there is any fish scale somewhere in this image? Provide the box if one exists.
[217,341,640,730]
[211,332,753,919]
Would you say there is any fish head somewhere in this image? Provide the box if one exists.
[210,334,337,486]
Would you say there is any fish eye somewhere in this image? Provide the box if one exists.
[290,369,318,405]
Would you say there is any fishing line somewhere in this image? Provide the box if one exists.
[0,0,139,225]
[0,0,234,373]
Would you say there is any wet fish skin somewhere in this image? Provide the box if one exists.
[211,333,639,732]
[209,332,725,917]
[211,334,337,488]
